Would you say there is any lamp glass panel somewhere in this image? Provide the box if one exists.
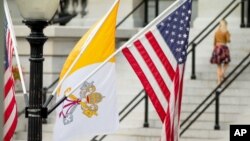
[16,0,60,20]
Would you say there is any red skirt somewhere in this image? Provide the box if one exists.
[210,45,231,64]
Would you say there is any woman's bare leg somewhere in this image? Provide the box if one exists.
[222,63,229,79]
[217,64,222,84]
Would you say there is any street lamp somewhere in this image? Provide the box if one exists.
[15,0,59,141]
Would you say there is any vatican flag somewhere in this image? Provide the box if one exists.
[53,1,120,141]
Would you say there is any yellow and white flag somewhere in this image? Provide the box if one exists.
[53,1,120,141]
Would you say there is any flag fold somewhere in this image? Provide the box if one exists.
[122,0,192,141]
[4,8,18,141]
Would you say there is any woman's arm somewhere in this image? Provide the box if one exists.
[214,33,217,47]
[226,31,231,43]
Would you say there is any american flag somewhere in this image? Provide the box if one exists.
[122,0,192,141]
[4,15,18,141]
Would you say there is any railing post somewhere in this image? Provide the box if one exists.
[155,0,159,17]
[241,0,246,27]
[143,93,149,127]
[247,0,250,27]
[214,90,220,130]
[144,0,149,26]
[191,43,197,79]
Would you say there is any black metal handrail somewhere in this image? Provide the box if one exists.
[116,0,145,28]
[188,2,241,53]
[16,1,249,140]
[51,0,87,25]
[46,0,239,130]
[120,0,243,130]
[129,0,241,87]
[90,50,250,140]
[188,0,241,79]
[17,77,59,117]
[180,52,250,136]
[39,0,145,109]
[181,52,250,128]
[91,90,145,141]
[18,108,26,117]
[187,0,238,50]
[40,0,146,109]
[179,1,249,135]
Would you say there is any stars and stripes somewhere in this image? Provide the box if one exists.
[4,15,18,141]
[122,0,192,141]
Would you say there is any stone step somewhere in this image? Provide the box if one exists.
[187,49,250,58]
[185,53,250,64]
[184,65,250,75]
[198,37,250,44]
[115,93,249,109]
[36,116,232,135]
[119,112,237,128]
[180,129,226,139]
[13,67,249,92]
[180,138,224,141]
[186,57,250,67]
[15,45,245,63]
[14,42,250,73]
[14,132,53,141]
[17,98,244,131]
[184,80,250,89]
[14,126,230,141]
[183,87,250,96]
[184,71,250,81]
[182,96,249,105]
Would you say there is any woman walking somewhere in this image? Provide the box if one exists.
[210,20,231,84]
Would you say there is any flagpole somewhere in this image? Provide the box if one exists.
[48,0,182,114]
[4,0,29,107]
[43,0,120,107]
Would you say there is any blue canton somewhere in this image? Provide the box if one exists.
[157,0,192,64]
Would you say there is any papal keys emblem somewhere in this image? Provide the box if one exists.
[59,81,104,125]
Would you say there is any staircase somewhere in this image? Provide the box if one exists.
[179,27,250,141]
[14,24,250,141]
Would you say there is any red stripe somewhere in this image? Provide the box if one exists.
[165,66,180,141]
[4,96,16,123]
[178,65,185,121]
[9,42,13,65]
[172,66,180,141]
[172,65,185,141]
[165,108,173,141]
[171,106,178,141]
[174,66,180,105]
[4,77,14,98]
[122,47,166,122]
[173,66,185,141]
[145,32,175,81]
[134,40,171,102]
[4,111,17,141]
[171,119,174,141]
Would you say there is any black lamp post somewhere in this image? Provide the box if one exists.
[15,0,59,141]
